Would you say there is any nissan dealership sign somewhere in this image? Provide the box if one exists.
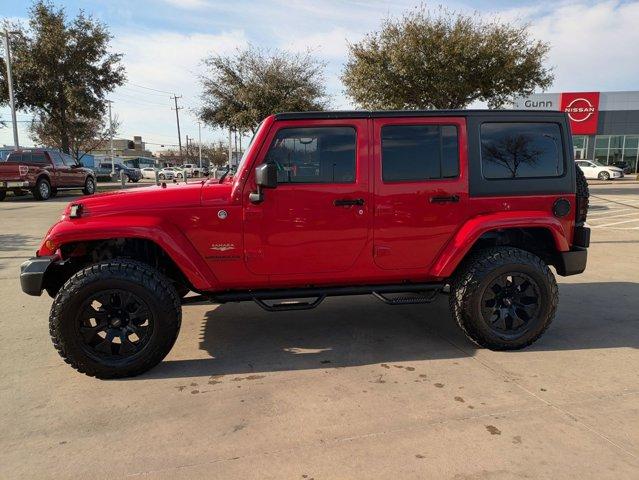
[514,91,601,135]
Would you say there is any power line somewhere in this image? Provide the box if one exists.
[127,82,176,95]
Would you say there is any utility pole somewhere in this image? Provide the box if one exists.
[107,100,115,175]
[3,28,20,150]
[171,95,183,161]
[228,128,232,166]
[198,121,202,170]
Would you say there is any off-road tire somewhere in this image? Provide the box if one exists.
[49,259,182,378]
[33,177,51,201]
[0,191,5,201]
[82,177,96,195]
[450,247,558,350]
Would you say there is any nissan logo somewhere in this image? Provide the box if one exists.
[564,98,595,122]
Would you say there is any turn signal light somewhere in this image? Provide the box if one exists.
[44,239,57,251]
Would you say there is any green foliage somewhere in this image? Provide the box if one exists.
[199,46,328,133]
[0,1,125,153]
[342,6,553,110]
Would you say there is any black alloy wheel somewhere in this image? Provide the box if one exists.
[76,289,154,360]
[480,273,540,337]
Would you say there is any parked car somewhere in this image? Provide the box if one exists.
[140,167,157,179]
[575,160,624,180]
[609,161,633,174]
[20,110,590,378]
[0,149,96,201]
[158,167,184,180]
[93,162,142,183]
[181,164,204,177]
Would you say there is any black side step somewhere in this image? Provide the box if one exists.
[252,295,327,312]
[210,282,444,311]
[372,290,439,305]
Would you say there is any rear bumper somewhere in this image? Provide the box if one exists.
[556,247,588,276]
[20,256,57,296]
[0,180,30,189]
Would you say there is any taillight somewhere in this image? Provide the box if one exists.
[18,165,29,176]
[576,196,589,225]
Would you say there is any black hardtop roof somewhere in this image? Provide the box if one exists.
[275,109,565,120]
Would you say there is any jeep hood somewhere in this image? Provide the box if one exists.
[64,181,231,217]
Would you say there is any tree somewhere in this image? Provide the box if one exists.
[0,1,125,154]
[482,134,542,178]
[29,112,120,161]
[199,46,328,134]
[160,141,229,167]
[342,5,553,110]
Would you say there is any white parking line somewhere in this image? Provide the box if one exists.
[588,211,639,221]
[591,218,639,228]
[588,208,632,217]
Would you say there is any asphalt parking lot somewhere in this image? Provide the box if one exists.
[1,183,638,479]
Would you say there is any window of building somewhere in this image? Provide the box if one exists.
[572,135,588,160]
[593,135,639,172]
[480,122,564,179]
[266,127,356,183]
[381,125,459,181]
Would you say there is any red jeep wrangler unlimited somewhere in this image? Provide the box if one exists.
[20,110,590,378]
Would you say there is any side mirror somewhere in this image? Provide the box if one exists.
[249,163,277,203]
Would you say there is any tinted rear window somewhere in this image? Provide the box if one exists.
[381,125,459,181]
[480,123,564,179]
[5,152,49,164]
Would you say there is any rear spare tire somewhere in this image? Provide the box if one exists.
[450,247,558,350]
[49,259,182,378]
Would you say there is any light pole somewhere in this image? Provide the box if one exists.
[198,121,202,170]
[108,100,115,175]
[3,28,20,150]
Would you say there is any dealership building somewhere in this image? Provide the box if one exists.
[513,91,639,173]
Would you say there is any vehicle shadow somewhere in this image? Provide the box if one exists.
[1,192,81,203]
[144,282,639,380]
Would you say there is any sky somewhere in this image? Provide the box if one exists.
[1,0,639,153]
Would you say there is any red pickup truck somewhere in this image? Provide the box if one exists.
[0,149,96,201]
[20,110,590,379]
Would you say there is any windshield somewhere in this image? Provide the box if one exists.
[235,121,265,176]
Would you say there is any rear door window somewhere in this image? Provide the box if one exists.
[480,123,565,179]
[381,125,459,181]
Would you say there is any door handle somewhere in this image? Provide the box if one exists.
[430,195,460,203]
[334,198,365,207]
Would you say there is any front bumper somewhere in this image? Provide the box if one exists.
[20,256,57,296]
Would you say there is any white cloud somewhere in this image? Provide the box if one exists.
[161,0,211,10]
[107,29,248,148]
